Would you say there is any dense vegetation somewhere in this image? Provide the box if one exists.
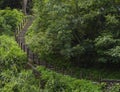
[37,66,102,92]
[0,0,120,92]
[25,0,120,90]
[26,0,120,66]
[0,33,102,92]
[0,9,24,35]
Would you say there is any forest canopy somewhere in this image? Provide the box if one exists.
[26,0,120,65]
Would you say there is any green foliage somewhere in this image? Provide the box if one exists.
[37,66,102,92]
[0,35,39,92]
[110,84,120,92]
[95,33,120,63]
[0,9,24,34]
[0,35,27,70]
[101,83,120,92]
[0,34,40,92]
[26,0,120,64]
[0,70,40,92]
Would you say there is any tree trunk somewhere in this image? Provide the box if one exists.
[23,0,28,15]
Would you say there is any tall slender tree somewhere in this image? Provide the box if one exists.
[23,0,28,15]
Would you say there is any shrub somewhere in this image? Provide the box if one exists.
[0,9,24,34]
[0,35,27,70]
[37,66,102,92]
[0,70,40,92]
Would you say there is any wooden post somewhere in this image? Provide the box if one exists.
[18,25,19,33]
[23,44,25,51]
[27,48,29,57]
[21,42,23,49]
[24,45,28,53]
[18,38,20,45]
[33,53,35,63]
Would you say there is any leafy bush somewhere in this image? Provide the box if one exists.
[0,9,24,34]
[0,35,27,70]
[110,83,120,92]
[37,66,102,92]
[95,34,120,63]
[0,70,40,92]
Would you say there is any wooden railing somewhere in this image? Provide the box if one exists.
[15,16,63,71]
[14,16,120,84]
